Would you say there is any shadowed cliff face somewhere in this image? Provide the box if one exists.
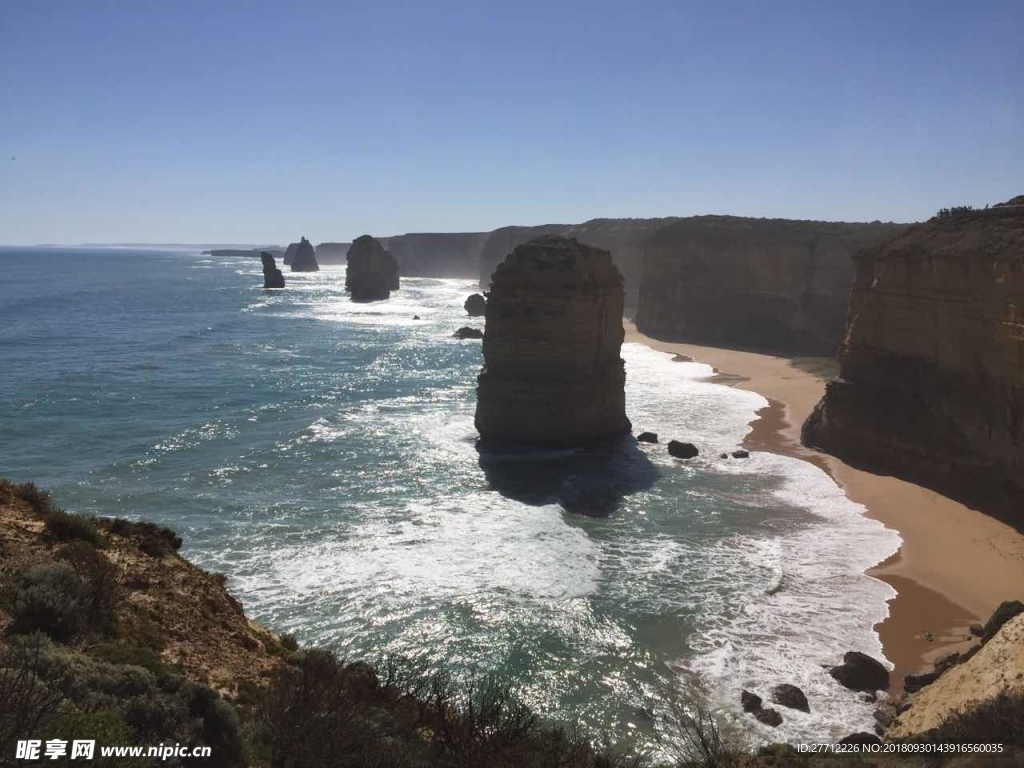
[345,235,399,301]
[475,236,632,448]
[803,202,1024,523]
[635,216,907,355]
[382,232,489,278]
[478,219,675,309]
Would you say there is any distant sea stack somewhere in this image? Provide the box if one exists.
[475,236,631,446]
[345,235,400,302]
[289,237,319,272]
[803,199,1024,518]
[635,216,907,355]
[260,251,285,288]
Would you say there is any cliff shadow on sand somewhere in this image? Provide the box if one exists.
[477,436,659,517]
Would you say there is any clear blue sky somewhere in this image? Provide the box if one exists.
[1,1,1020,244]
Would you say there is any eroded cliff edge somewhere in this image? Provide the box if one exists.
[635,216,907,355]
[478,218,675,310]
[475,236,631,446]
[802,202,1024,520]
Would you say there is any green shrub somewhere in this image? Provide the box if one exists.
[13,481,55,516]
[0,635,66,761]
[103,518,182,557]
[87,643,167,676]
[44,507,104,547]
[57,541,119,636]
[8,563,88,642]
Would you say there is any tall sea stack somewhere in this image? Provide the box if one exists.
[345,235,400,302]
[260,251,285,288]
[803,199,1024,518]
[475,235,631,446]
[289,236,319,272]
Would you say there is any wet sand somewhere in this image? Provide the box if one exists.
[625,321,1024,694]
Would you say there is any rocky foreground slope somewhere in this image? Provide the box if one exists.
[475,236,631,446]
[635,216,907,354]
[803,201,1024,519]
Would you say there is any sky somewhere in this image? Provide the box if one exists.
[0,0,1021,244]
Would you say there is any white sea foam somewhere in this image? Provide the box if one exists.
[621,343,901,742]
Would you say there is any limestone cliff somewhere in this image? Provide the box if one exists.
[635,216,907,355]
[475,236,631,446]
[261,251,285,288]
[887,612,1024,739]
[382,232,489,278]
[346,235,400,302]
[478,219,675,309]
[803,201,1024,518]
[314,241,353,264]
[288,236,320,272]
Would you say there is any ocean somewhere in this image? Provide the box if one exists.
[0,247,900,746]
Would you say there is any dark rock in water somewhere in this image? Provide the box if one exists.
[289,236,319,272]
[667,441,699,459]
[903,670,941,693]
[731,449,750,459]
[260,251,285,288]
[454,326,483,339]
[873,702,895,729]
[346,235,399,301]
[755,708,783,727]
[771,684,809,712]
[413,315,421,320]
[719,452,729,459]
[475,236,631,447]
[839,732,882,746]
[741,690,762,713]
[464,293,486,317]
[636,432,658,444]
[829,651,890,692]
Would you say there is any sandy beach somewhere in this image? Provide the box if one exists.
[626,320,1024,694]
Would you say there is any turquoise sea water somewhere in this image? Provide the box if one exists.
[0,247,900,745]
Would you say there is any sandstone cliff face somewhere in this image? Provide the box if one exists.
[261,251,285,288]
[289,236,320,272]
[478,219,675,309]
[382,232,489,278]
[475,236,631,446]
[346,235,400,301]
[803,203,1024,517]
[635,217,907,355]
[314,241,353,264]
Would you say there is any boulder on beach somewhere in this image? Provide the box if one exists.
[667,440,699,459]
[464,293,486,317]
[289,236,319,272]
[636,432,658,444]
[771,683,809,712]
[741,690,762,713]
[755,708,783,727]
[261,252,285,288]
[829,651,890,692]
[839,732,882,746]
[454,326,483,339]
[732,449,750,459]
